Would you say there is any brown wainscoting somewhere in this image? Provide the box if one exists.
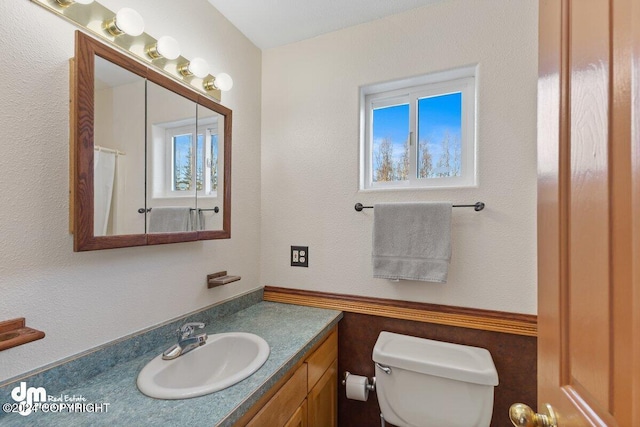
[263,286,537,427]
[263,286,537,337]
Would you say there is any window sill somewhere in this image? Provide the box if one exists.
[359,183,479,192]
[151,194,219,201]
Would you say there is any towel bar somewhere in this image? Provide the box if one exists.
[138,207,219,214]
[354,202,485,212]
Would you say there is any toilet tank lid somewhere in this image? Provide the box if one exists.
[372,332,499,386]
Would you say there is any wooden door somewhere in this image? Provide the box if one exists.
[529,0,640,425]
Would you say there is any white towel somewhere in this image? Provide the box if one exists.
[372,202,452,283]
[148,207,192,233]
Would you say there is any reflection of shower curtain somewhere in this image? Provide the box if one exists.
[94,150,116,236]
[112,155,126,235]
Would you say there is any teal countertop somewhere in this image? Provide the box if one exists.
[0,299,342,426]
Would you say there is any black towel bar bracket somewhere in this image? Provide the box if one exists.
[354,202,485,212]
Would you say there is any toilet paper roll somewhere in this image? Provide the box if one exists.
[345,374,369,401]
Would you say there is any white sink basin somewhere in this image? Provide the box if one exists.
[137,332,270,399]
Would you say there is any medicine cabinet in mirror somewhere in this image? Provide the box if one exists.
[71,31,231,251]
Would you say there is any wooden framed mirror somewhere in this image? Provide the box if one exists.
[71,31,231,251]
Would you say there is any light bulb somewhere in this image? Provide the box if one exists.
[146,36,180,60]
[178,57,209,79]
[204,73,234,92]
[214,73,233,91]
[104,8,145,37]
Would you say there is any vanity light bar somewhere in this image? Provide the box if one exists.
[30,0,227,102]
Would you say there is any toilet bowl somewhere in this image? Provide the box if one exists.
[372,331,499,427]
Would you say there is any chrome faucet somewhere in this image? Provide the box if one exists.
[162,322,208,360]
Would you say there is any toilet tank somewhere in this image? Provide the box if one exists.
[373,332,499,427]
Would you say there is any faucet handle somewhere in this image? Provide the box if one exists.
[177,322,205,339]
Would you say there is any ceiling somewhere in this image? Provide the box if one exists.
[207,0,444,49]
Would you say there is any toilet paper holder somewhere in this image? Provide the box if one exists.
[342,371,376,391]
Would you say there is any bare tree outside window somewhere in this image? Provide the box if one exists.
[373,132,460,181]
[374,138,395,182]
[435,131,452,177]
[396,139,410,180]
[418,139,433,178]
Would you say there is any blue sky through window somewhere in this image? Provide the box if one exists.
[372,104,409,181]
[174,135,191,162]
[372,92,462,181]
[418,92,462,178]
[418,92,461,143]
[373,103,410,148]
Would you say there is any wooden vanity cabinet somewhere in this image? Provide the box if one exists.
[307,360,337,427]
[237,327,338,427]
[284,400,307,427]
[305,328,338,427]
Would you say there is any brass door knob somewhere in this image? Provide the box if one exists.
[509,403,558,427]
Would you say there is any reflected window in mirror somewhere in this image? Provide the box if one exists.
[196,104,225,232]
[161,120,219,197]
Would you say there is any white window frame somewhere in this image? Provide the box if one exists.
[359,65,477,191]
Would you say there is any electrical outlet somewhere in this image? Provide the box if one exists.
[291,246,309,267]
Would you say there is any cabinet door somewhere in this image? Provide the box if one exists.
[306,329,337,391]
[246,364,307,427]
[284,399,307,427]
[307,360,337,427]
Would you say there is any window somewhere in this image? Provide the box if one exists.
[150,117,220,199]
[168,124,218,195]
[360,66,476,190]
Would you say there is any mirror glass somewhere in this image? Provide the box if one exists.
[146,80,198,233]
[93,56,145,236]
[73,32,231,251]
[196,104,225,231]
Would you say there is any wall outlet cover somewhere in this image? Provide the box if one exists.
[291,246,309,267]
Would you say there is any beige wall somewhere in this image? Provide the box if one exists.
[0,0,261,381]
[0,0,538,383]
[260,0,539,313]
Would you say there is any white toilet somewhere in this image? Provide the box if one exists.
[373,331,499,427]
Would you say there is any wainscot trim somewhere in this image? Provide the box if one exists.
[263,286,537,337]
